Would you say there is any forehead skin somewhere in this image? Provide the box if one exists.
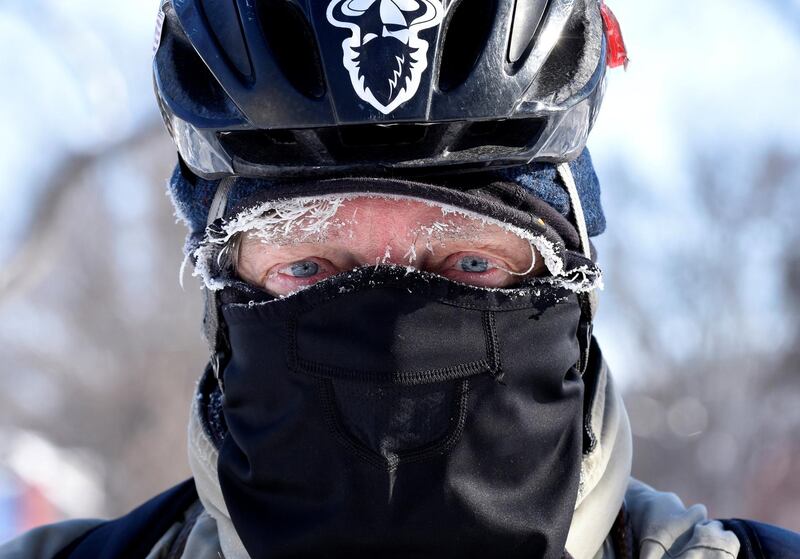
[236,196,543,286]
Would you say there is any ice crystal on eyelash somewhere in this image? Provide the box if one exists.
[404,243,417,265]
[191,192,603,294]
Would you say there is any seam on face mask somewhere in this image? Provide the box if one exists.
[292,352,492,385]
[316,377,471,471]
[286,308,503,385]
[483,311,504,383]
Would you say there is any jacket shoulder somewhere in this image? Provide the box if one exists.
[0,479,198,559]
[0,520,104,559]
[720,519,800,559]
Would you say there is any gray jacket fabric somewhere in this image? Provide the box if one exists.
[0,355,741,559]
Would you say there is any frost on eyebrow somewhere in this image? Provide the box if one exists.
[224,197,345,245]
[192,193,603,294]
[193,198,345,290]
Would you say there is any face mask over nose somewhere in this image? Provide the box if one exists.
[213,259,595,559]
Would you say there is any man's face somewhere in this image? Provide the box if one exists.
[236,196,545,296]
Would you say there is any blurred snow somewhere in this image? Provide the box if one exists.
[593,0,800,166]
[588,0,800,384]
[2,430,106,519]
[0,0,160,263]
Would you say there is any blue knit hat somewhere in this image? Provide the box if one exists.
[168,148,605,254]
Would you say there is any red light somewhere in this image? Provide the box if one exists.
[601,2,629,69]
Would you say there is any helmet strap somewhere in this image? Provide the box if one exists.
[557,162,596,374]
[203,176,236,392]
[557,162,592,261]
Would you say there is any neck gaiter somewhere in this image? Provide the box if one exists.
[214,264,591,559]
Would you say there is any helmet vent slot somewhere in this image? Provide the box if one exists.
[257,0,326,99]
[508,0,549,65]
[338,125,429,147]
[262,129,297,145]
[199,0,254,81]
[159,10,238,117]
[437,0,497,92]
[451,118,545,152]
[219,130,314,165]
[529,9,589,103]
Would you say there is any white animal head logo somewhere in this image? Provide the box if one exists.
[327,0,444,115]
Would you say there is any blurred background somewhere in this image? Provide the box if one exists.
[0,0,798,543]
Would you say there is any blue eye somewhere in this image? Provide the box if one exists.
[288,261,320,278]
[459,256,490,273]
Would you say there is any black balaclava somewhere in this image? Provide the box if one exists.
[195,175,602,559]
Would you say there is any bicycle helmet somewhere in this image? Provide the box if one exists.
[153,0,614,179]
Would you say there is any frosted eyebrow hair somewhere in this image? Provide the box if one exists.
[226,204,505,275]
[231,198,501,248]
[233,198,345,246]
